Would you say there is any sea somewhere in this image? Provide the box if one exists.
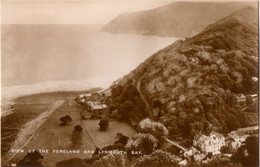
[1,24,178,100]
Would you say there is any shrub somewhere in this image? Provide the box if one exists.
[60,115,72,126]
[126,133,158,156]
[74,125,83,133]
[231,135,259,166]
[99,119,109,131]
[115,133,129,146]
[135,150,180,167]
[72,125,83,147]
[138,118,169,142]
[17,151,44,167]
[92,152,127,167]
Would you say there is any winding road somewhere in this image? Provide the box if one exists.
[136,81,154,119]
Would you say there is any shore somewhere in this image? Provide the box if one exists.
[3,100,64,165]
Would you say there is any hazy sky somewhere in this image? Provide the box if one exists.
[1,1,171,24]
[1,0,256,24]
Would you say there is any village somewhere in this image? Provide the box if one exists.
[73,86,259,166]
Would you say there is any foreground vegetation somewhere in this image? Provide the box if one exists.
[53,118,259,167]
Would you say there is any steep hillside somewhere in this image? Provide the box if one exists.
[101,1,257,38]
[110,7,258,146]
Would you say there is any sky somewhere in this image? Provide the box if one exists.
[1,0,257,24]
[1,1,171,24]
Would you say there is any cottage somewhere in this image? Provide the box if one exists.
[88,101,109,116]
[79,93,91,99]
[81,101,109,119]
[193,132,225,154]
[237,94,246,106]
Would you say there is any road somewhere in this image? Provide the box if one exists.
[137,81,154,119]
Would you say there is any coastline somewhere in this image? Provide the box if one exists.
[1,88,101,165]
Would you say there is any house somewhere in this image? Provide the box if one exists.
[193,132,225,154]
[87,101,109,115]
[79,93,91,99]
[237,94,246,106]
[81,101,109,119]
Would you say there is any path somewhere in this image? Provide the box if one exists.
[136,81,154,119]
[166,138,187,151]
[136,81,186,151]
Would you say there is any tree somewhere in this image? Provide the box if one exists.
[60,115,72,126]
[246,95,254,106]
[115,133,129,146]
[71,125,83,147]
[245,135,259,161]
[126,133,158,156]
[135,150,180,167]
[231,135,259,167]
[17,151,44,167]
[244,103,258,113]
[111,85,123,99]
[92,153,127,167]
[74,125,83,133]
[118,101,135,121]
[137,118,169,142]
[99,119,109,131]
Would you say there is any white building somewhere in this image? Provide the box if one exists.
[252,77,258,82]
[86,101,108,111]
[79,93,91,98]
[237,94,246,103]
[193,132,225,154]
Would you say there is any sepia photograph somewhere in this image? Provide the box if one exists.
[1,0,259,166]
